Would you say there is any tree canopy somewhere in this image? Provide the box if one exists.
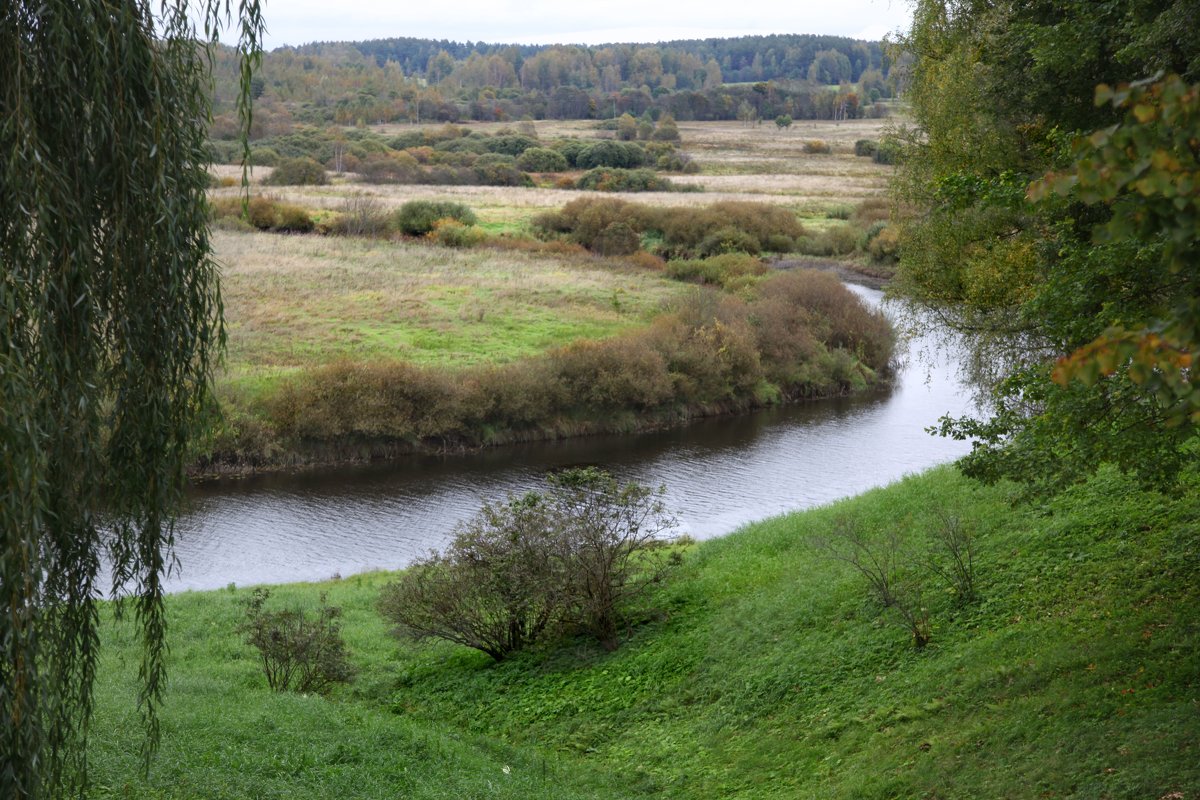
[1,1,261,796]
[893,0,1198,492]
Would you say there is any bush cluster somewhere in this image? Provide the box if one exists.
[533,198,804,259]
[392,200,478,236]
[378,468,680,658]
[211,195,314,233]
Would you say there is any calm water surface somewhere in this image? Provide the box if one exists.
[170,286,974,591]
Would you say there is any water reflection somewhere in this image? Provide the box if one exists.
[170,286,973,592]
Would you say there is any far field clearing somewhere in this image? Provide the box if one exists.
[211,118,895,228]
[214,229,685,391]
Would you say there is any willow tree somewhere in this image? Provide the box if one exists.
[1,2,261,796]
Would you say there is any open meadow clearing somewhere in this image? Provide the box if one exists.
[214,229,685,394]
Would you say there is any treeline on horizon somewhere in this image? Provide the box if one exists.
[209,33,904,134]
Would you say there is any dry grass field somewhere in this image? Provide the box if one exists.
[210,118,895,225]
[208,119,896,399]
[213,229,685,394]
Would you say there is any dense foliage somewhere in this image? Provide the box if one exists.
[1,0,261,796]
[894,0,1199,492]
[207,33,896,131]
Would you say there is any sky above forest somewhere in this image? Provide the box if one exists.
[248,0,913,50]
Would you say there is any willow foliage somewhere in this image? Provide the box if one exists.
[1,2,261,796]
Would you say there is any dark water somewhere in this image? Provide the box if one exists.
[168,286,974,592]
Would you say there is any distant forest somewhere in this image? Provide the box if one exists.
[210,33,906,136]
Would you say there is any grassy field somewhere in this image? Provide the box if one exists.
[212,118,894,227]
[214,229,684,394]
[90,465,1200,798]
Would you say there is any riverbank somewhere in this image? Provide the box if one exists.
[196,265,895,478]
[90,464,1200,798]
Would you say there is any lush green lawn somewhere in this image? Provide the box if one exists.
[91,464,1200,798]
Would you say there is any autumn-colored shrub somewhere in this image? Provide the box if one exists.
[392,200,477,236]
[427,218,486,248]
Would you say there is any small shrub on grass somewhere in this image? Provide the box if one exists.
[854,139,879,157]
[263,156,327,186]
[392,200,477,236]
[866,225,901,264]
[427,218,485,248]
[925,510,978,606]
[274,202,315,233]
[331,192,390,237]
[378,493,567,661]
[238,588,355,693]
[815,517,931,648]
[803,139,832,154]
[379,469,680,657]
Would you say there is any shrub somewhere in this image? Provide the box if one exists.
[873,139,901,165]
[516,146,569,172]
[238,588,355,693]
[575,167,671,192]
[274,202,314,233]
[392,200,477,236]
[546,468,680,650]
[696,226,761,258]
[666,253,766,288]
[473,153,531,187]
[803,139,832,154]
[245,195,279,229]
[331,192,390,237]
[866,224,901,264]
[854,139,879,158]
[248,146,279,166]
[263,156,327,186]
[427,218,485,248]
[575,140,648,169]
[484,134,538,156]
[378,493,567,661]
[591,221,641,256]
[378,469,680,657]
[652,114,680,141]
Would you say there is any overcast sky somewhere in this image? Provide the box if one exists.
[247,0,914,50]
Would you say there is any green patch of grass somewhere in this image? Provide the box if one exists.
[91,465,1200,798]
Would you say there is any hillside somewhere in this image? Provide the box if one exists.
[90,464,1200,797]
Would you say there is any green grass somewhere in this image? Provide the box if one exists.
[91,465,1200,798]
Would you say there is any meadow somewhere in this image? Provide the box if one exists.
[201,118,899,470]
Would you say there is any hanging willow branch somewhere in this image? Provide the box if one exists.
[0,1,262,796]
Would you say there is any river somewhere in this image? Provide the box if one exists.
[168,285,974,592]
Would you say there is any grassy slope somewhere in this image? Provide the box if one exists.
[90,465,1200,798]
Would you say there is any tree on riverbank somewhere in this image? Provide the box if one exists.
[1,2,261,796]
[894,0,1198,492]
